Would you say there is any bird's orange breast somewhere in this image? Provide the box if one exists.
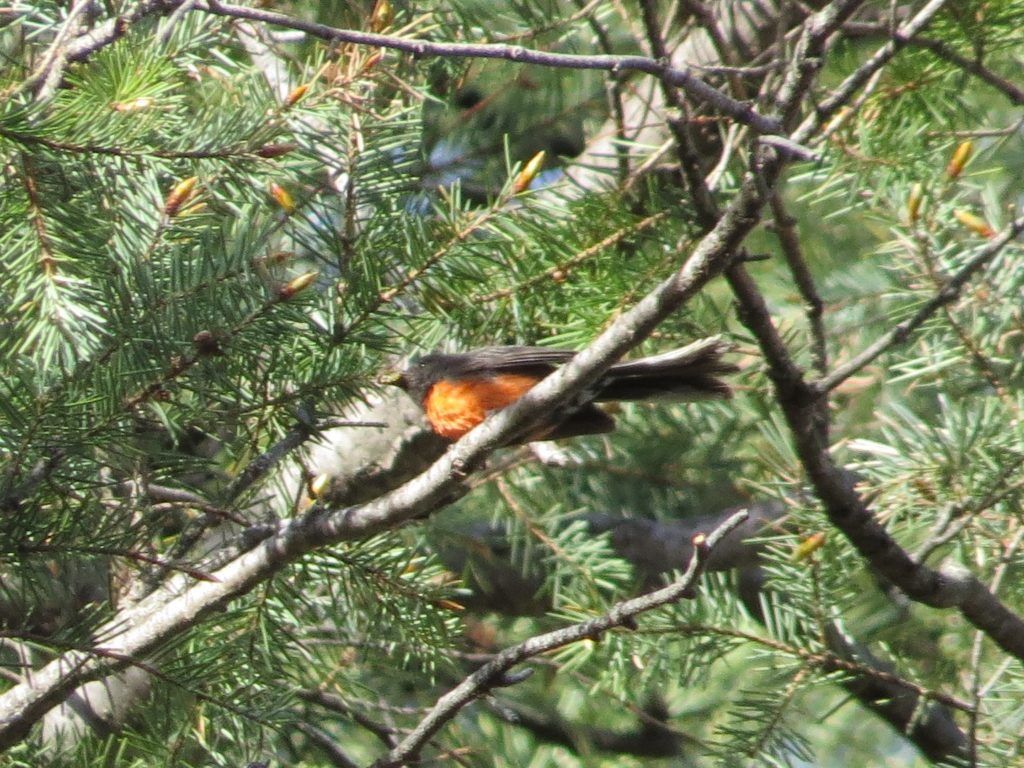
[423,374,541,440]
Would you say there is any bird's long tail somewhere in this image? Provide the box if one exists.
[595,336,736,401]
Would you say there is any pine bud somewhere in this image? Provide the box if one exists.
[307,473,330,499]
[256,143,298,158]
[432,598,465,612]
[946,140,973,180]
[279,271,318,299]
[269,182,296,213]
[285,84,309,107]
[513,150,546,194]
[791,532,826,562]
[112,97,154,112]
[824,106,853,136]
[907,183,924,224]
[953,209,995,238]
[164,176,198,217]
[370,0,393,32]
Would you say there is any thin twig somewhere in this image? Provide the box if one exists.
[299,690,400,748]
[678,0,750,99]
[570,0,630,184]
[841,24,1024,105]
[369,510,749,768]
[315,418,389,430]
[929,116,1024,139]
[968,523,1024,761]
[692,61,784,76]
[637,0,720,230]
[914,458,1024,565]
[17,542,218,583]
[294,722,362,768]
[24,0,92,100]
[193,0,783,135]
[792,0,953,145]
[475,210,669,302]
[665,622,972,711]
[757,133,819,161]
[769,191,827,375]
[0,128,289,160]
[817,217,1024,392]
[223,409,316,505]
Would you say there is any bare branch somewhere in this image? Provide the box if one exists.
[191,0,783,135]
[293,722,361,768]
[793,0,953,144]
[726,229,1024,660]
[817,218,1024,392]
[24,0,93,101]
[769,191,827,375]
[842,24,1024,106]
[369,510,749,768]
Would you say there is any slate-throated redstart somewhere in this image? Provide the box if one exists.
[388,336,735,442]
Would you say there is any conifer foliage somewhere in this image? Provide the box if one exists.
[1,1,1023,765]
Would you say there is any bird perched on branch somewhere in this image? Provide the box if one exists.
[387,336,735,442]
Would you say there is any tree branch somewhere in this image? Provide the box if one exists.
[726,231,1024,660]
[190,0,783,135]
[817,217,1024,392]
[769,191,828,376]
[29,0,175,74]
[23,0,93,101]
[369,510,749,768]
[793,0,953,145]
[841,24,1024,106]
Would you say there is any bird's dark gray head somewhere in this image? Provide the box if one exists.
[381,353,448,404]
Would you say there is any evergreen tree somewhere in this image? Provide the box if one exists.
[1,0,1022,765]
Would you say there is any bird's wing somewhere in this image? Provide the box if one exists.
[609,336,735,377]
[446,346,576,375]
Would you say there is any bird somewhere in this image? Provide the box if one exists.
[387,336,735,442]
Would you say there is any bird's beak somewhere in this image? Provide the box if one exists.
[378,370,407,389]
